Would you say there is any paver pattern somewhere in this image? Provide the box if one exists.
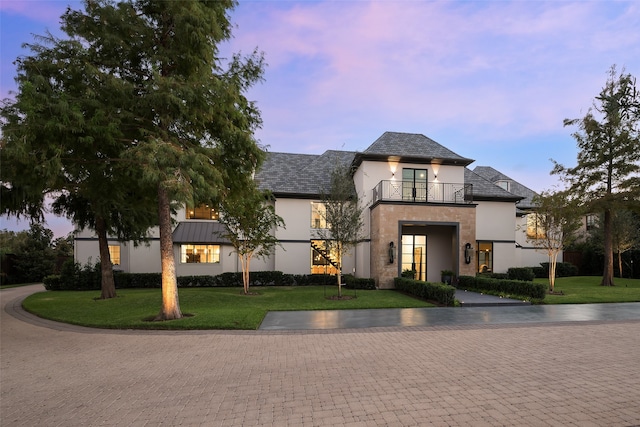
[2,285,639,426]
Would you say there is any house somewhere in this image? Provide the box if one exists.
[74,131,551,288]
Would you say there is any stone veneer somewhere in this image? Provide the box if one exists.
[370,203,477,289]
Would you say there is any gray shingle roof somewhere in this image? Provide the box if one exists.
[464,168,523,201]
[358,131,474,166]
[255,150,356,197]
[473,166,537,209]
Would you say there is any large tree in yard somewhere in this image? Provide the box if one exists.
[1,9,157,299]
[314,163,366,298]
[2,0,266,317]
[553,66,640,286]
[219,185,284,295]
[528,190,583,293]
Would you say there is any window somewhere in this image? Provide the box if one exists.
[186,204,219,220]
[180,245,220,263]
[477,241,493,273]
[496,180,511,192]
[402,168,427,201]
[310,240,339,275]
[108,245,121,266]
[586,214,597,231]
[311,202,327,229]
[526,213,546,239]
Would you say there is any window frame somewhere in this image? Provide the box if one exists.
[186,204,219,220]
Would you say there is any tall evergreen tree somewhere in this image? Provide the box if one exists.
[553,66,640,286]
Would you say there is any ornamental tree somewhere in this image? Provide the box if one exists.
[219,185,284,295]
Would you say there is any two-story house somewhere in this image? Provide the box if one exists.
[74,131,551,288]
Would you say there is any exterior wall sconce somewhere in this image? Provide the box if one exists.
[388,241,395,264]
[464,243,473,264]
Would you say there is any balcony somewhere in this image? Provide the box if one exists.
[372,180,473,204]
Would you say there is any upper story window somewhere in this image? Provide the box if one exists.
[186,204,219,220]
[311,202,327,229]
[496,180,511,192]
[402,168,428,201]
[586,214,597,231]
[526,213,546,239]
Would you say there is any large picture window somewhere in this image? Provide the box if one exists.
[186,204,219,220]
[310,240,339,275]
[180,245,220,263]
[108,245,121,266]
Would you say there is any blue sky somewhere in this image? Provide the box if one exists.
[2,0,639,237]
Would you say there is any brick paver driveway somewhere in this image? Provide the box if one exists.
[2,285,639,426]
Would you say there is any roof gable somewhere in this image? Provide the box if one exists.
[473,166,537,208]
[356,131,474,166]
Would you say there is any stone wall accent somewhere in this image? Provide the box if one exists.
[370,203,476,289]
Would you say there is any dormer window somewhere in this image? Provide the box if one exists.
[186,204,219,220]
[496,180,511,192]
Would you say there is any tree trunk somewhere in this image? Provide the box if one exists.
[617,251,623,278]
[95,216,116,299]
[549,253,557,293]
[601,209,615,286]
[240,254,252,295]
[155,185,182,320]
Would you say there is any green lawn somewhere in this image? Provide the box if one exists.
[535,276,640,304]
[22,286,434,330]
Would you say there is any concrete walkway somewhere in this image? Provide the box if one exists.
[2,284,640,426]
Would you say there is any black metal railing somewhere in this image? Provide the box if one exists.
[372,180,473,204]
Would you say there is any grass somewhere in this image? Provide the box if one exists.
[535,276,640,304]
[22,286,434,330]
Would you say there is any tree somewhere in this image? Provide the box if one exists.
[1,4,159,299]
[553,65,640,286]
[528,190,583,292]
[589,210,640,277]
[314,163,366,297]
[3,0,265,317]
[219,186,284,295]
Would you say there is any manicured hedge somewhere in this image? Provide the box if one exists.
[507,267,535,282]
[458,275,546,300]
[531,262,579,278]
[394,277,456,306]
[344,275,376,290]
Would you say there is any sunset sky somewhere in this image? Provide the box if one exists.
[2,0,639,237]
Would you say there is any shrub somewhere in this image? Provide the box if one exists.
[43,274,63,291]
[343,275,376,290]
[394,277,456,306]
[458,275,546,300]
[507,267,535,282]
[532,262,579,278]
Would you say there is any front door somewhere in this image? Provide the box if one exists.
[401,234,426,280]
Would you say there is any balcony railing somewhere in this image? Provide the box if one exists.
[372,180,473,204]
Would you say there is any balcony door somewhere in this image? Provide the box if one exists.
[402,168,427,202]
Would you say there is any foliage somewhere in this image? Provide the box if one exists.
[23,286,434,330]
[528,190,583,291]
[315,161,366,296]
[343,275,377,290]
[553,65,640,286]
[4,0,267,318]
[219,187,285,294]
[507,267,535,282]
[0,225,57,283]
[44,259,102,291]
[401,269,417,278]
[458,275,547,300]
[394,277,456,306]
